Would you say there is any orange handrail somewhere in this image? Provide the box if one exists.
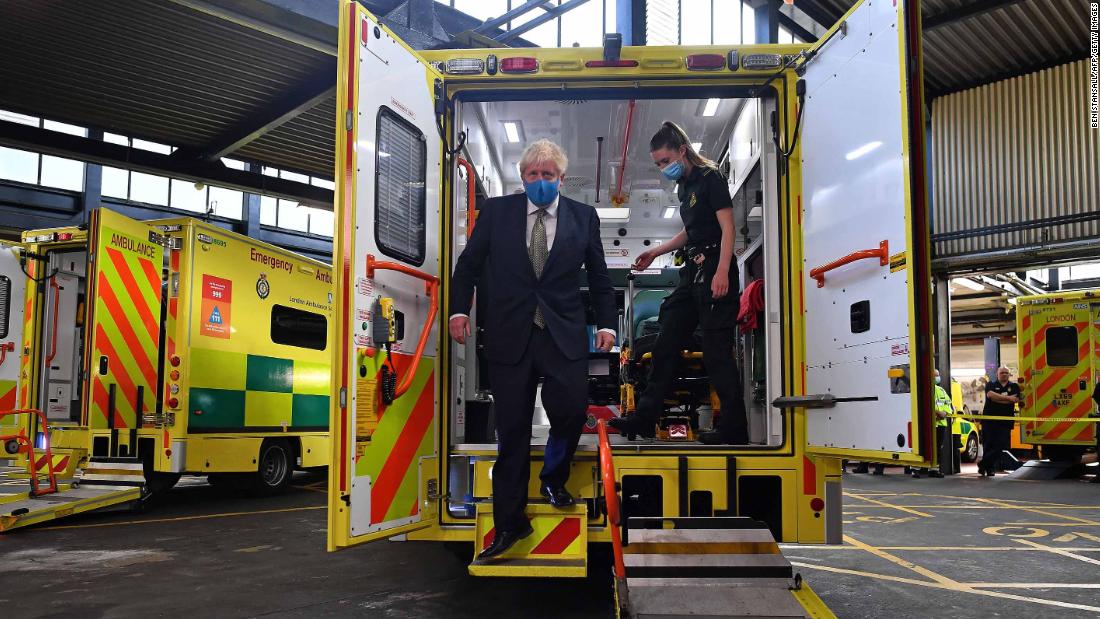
[456,157,477,239]
[0,408,59,497]
[598,419,626,579]
[44,277,61,367]
[808,239,889,288]
[610,100,636,206]
[365,254,440,399]
[0,341,14,367]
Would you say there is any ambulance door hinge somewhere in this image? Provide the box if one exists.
[426,479,443,501]
[340,493,351,506]
[339,387,347,408]
[345,110,354,132]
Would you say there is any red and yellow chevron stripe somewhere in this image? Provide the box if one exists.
[1026,319,1094,444]
[480,515,584,557]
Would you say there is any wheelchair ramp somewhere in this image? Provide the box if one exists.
[468,503,588,577]
[0,457,146,532]
[618,517,833,619]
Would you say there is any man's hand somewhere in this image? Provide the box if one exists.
[711,268,730,299]
[632,250,656,272]
[449,315,472,344]
[595,331,615,352]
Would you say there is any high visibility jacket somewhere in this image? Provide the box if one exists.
[934,384,953,428]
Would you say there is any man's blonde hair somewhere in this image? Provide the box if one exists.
[519,138,568,176]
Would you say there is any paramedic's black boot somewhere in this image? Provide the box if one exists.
[540,484,575,508]
[608,416,655,440]
[477,522,534,560]
[697,429,749,445]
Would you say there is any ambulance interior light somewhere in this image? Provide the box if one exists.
[500,57,539,73]
[446,58,485,75]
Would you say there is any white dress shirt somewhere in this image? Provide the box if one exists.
[451,195,615,340]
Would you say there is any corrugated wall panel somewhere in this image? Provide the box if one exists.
[931,59,1099,260]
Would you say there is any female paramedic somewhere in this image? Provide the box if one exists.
[609,121,749,445]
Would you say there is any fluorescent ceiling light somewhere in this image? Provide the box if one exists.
[663,206,678,219]
[701,98,720,117]
[845,141,882,161]
[691,142,702,151]
[596,207,630,221]
[503,121,521,143]
[951,277,984,291]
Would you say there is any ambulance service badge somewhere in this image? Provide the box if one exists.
[256,273,270,299]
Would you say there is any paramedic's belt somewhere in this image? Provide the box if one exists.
[684,242,721,281]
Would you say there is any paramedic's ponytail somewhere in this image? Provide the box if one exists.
[649,121,715,170]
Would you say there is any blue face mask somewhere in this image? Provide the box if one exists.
[524,179,559,207]
[661,160,684,181]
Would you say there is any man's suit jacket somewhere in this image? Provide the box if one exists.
[450,192,616,365]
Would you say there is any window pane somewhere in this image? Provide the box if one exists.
[1046,326,1079,367]
[777,26,792,44]
[262,166,280,178]
[270,304,327,351]
[130,172,169,205]
[742,3,756,44]
[606,0,616,35]
[208,186,243,219]
[375,108,427,265]
[281,170,309,184]
[0,147,39,184]
[171,179,207,213]
[221,157,245,171]
[714,0,743,44]
[0,275,11,339]
[278,200,309,232]
[39,156,84,191]
[0,110,38,126]
[132,138,171,154]
[311,177,336,190]
[260,195,278,226]
[42,120,86,137]
[561,0,604,47]
[104,132,129,146]
[102,166,129,198]
[681,0,711,45]
[647,0,679,45]
[511,0,559,47]
[308,208,335,237]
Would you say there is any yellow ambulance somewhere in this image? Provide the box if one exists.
[1,209,331,531]
[326,0,934,612]
[1016,290,1098,459]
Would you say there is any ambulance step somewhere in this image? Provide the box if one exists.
[468,503,588,578]
[78,458,146,487]
[619,517,829,618]
[0,484,143,532]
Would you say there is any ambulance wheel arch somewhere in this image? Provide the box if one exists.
[329,1,444,550]
[797,0,934,466]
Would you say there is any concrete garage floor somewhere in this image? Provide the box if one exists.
[0,465,1096,618]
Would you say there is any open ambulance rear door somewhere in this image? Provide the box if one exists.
[328,1,444,550]
[0,242,26,439]
[796,0,934,466]
[84,209,165,459]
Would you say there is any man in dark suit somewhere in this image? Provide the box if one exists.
[449,139,616,560]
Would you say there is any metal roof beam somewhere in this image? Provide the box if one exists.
[923,0,1027,31]
[473,0,553,34]
[0,120,333,207]
[166,0,339,55]
[173,75,335,163]
[777,12,818,43]
[785,0,841,30]
[495,0,592,43]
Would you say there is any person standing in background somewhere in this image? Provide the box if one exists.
[979,366,1020,477]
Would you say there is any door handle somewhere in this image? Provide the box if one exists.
[809,240,889,288]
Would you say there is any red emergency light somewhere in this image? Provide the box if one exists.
[686,54,725,70]
[500,57,539,73]
[585,59,639,68]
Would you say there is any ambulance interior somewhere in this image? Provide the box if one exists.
[34,248,89,424]
[449,94,785,458]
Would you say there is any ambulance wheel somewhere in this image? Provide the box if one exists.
[962,433,979,462]
[252,439,293,495]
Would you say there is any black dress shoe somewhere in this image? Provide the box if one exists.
[697,430,749,445]
[608,416,655,439]
[477,523,534,560]
[540,484,575,508]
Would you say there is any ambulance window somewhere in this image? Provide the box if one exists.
[374,107,426,266]
[0,274,9,338]
[1046,325,1078,367]
[270,304,327,351]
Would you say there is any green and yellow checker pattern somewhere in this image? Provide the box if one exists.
[188,348,329,432]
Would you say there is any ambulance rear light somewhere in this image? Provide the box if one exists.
[167,397,179,409]
[810,498,824,512]
[170,370,180,381]
[169,355,181,367]
[445,58,485,75]
[56,232,73,241]
[500,57,539,73]
[742,53,783,70]
[685,54,725,70]
[585,59,638,68]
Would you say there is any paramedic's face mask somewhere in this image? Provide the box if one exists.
[935,372,941,384]
[652,146,686,181]
[522,161,562,207]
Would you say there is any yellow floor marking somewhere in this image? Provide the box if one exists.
[36,505,325,530]
[789,562,1100,613]
[971,497,1100,525]
[843,494,932,518]
[782,544,1100,552]
[848,504,1100,510]
[235,544,276,553]
[1006,522,1100,527]
[964,583,1100,589]
[842,535,953,585]
[1013,539,1100,566]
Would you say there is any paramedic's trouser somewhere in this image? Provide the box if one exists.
[489,328,587,532]
[637,256,749,444]
[980,423,1012,474]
